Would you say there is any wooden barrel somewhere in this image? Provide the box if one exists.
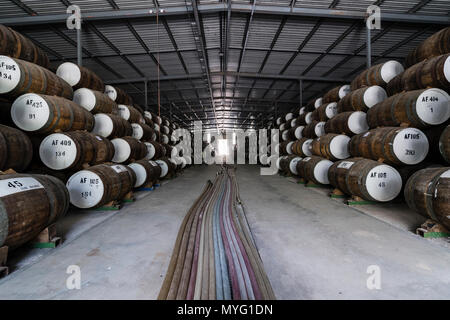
[296,112,313,126]
[145,141,165,160]
[92,113,132,138]
[401,54,450,94]
[0,173,69,248]
[405,27,450,67]
[0,25,49,68]
[56,62,104,92]
[279,155,302,175]
[311,102,338,122]
[291,138,313,158]
[324,111,369,136]
[39,131,115,170]
[296,156,333,185]
[440,125,450,164]
[134,104,145,116]
[111,136,147,164]
[279,141,291,155]
[303,121,326,138]
[311,134,351,161]
[144,115,154,128]
[350,60,404,90]
[11,93,94,133]
[279,123,286,132]
[337,86,387,113]
[276,156,288,172]
[66,163,136,209]
[298,107,306,116]
[328,158,403,202]
[154,114,163,125]
[73,88,117,114]
[104,85,133,105]
[285,113,294,122]
[276,117,283,126]
[0,56,73,99]
[0,124,33,171]
[287,125,305,141]
[349,127,429,166]
[156,157,175,178]
[118,104,144,124]
[322,85,351,103]
[314,98,323,109]
[128,159,161,188]
[367,88,450,129]
[132,123,155,141]
[0,97,13,126]
[161,125,173,136]
[161,134,170,145]
[404,167,450,228]
[386,73,403,96]
[281,130,289,142]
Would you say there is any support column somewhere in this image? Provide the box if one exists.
[366,26,372,69]
[299,79,303,107]
[144,80,148,109]
[77,27,82,66]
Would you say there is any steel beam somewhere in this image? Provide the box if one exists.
[3,4,449,26]
[105,72,347,84]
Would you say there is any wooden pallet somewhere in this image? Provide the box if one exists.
[95,200,123,211]
[330,188,346,199]
[305,181,328,188]
[136,182,154,192]
[345,196,377,205]
[0,246,8,279]
[31,224,62,249]
[122,191,135,203]
[416,220,450,239]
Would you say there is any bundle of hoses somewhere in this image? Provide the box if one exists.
[158,166,275,300]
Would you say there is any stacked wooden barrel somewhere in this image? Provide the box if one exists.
[92,113,133,138]
[118,104,144,124]
[439,125,450,163]
[0,173,69,248]
[0,124,33,171]
[66,163,136,209]
[348,127,429,166]
[311,134,351,161]
[404,167,449,229]
[367,88,450,129]
[322,85,351,103]
[296,156,334,185]
[11,93,94,133]
[39,131,115,171]
[405,27,450,67]
[0,25,49,68]
[104,85,133,105]
[291,138,313,158]
[73,88,118,114]
[128,160,161,188]
[337,86,387,113]
[324,111,369,136]
[389,54,450,95]
[328,158,403,202]
[350,60,404,90]
[56,62,104,92]
[110,137,147,164]
[0,55,73,99]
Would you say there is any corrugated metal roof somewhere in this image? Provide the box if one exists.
[2,0,449,128]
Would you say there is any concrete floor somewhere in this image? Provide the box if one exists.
[0,165,449,299]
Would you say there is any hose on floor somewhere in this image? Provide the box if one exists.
[158,166,276,300]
